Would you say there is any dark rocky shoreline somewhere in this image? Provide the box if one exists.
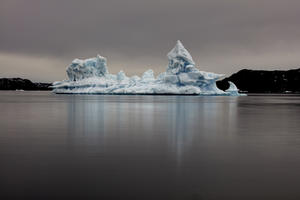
[0,78,51,91]
[217,68,300,93]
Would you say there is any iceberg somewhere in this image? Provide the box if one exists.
[52,40,243,96]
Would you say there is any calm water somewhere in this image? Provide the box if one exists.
[1,91,300,200]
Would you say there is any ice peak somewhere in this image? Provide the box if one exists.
[176,40,184,49]
[168,40,194,65]
[167,40,195,74]
[175,40,183,48]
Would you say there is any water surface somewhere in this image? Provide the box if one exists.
[1,91,300,200]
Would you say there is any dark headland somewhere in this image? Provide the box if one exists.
[1,68,300,93]
[216,68,300,93]
[0,78,51,91]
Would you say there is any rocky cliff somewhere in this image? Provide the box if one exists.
[0,78,51,90]
[217,68,300,93]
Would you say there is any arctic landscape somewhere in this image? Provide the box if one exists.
[52,41,241,96]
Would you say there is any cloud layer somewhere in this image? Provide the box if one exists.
[1,0,300,81]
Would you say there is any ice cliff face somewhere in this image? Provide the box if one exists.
[52,41,243,95]
[66,55,108,81]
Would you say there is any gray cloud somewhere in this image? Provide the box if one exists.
[1,0,300,82]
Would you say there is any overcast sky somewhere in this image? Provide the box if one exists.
[1,0,300,82]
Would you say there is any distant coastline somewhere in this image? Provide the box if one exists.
[1,68,300,93]
[0,78,51,91]
[217,68,300,93]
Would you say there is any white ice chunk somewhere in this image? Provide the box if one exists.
[225,81,241,96]
[164,74,179,84]
[67,54,108,81]
[117,71,128,81]
[142,69,155,80]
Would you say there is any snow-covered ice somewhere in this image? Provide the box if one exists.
[52,40,243,96]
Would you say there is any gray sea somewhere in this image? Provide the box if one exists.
[1,91,300,200]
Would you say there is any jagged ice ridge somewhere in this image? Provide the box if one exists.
[52,41,242,95]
